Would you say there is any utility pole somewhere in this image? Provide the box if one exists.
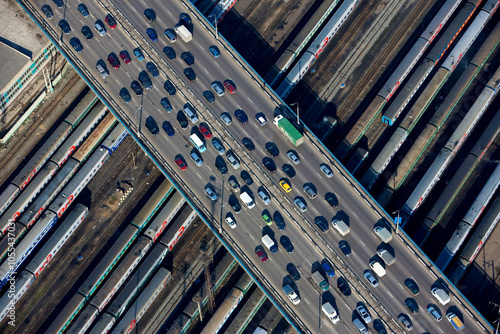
[201,244,215,312]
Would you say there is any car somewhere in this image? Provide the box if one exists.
[226,150,240,169]
[230,196,241,213]
[294,197,307,212]
[199,124,212,139]
[146,62,159,78]
[337,277,351,297]
[357,305,372,324]
[280,236,294,253]
[314,217,329,232]
[162,121,175,137]
[273,212,285,231]
[255,249,268,262]
[215,157,228,175]
[282,164,296,179]
[212,138,225,155]
[107,53,121,69]
[184,68,196,81]
[241,170,253,185]
[404,278,419,295]
[262,213,272,226]
[69,37,83,53]
[338,240,352,257]
[52,0,64,9]
[320,163,333,178]
[144,8,156,22]
[96,61,109,79]
[255,113,267,126]
[164,29,177,43]
[180,13,192,26]
[181,52,195,66]
[205,185,218,201]
[287,150,300,165]
[279,179,292,193]
[105,14,117,29]
[138,71,152,90]
[175,157,187,171]
[325,192,338,208]
[364,270,379,287]
[146,28,158,42]
[164,80,176,96]
[303,183,317,199]
[322,260,335,277]
[224,80,236,94]
[59,19,71,34]
[190,151,203,167]
[42,5,53,19]
[373,319,388,334]
[211,82,225,97]
[81,26,93,40]
[221,112,232,125]
[265,142,279,157]
[286,263,300,281]
[228,176,240,191]
[203,91,215,103]
[119,88,131,103]
[234,110,248,125]
[119,51,131,64]
[209,45,220,58]
[225,215,237,229]
[262,157,276,173]
[130,81,143,96]
[132,48,145,61]
[405,298,419,315]
[398,315,413,331]
[177,111,189,129]
[94,19,107,36]
[242,137,255,151]
[163,46,176,60]
[77,4,89,17]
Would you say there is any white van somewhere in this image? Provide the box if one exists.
[183,104,199,123]
[240,191,255,209]
[369,260,386,277]
[322,302,340,324]
[431,287,450,305]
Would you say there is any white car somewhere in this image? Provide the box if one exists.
[190,152,203,167]
[320,163,333,178]
[255,113,267,126]
[211,81,225,97]
[294,197,307,212]
[225,216,237,229]
[356,305,372,324]
[287,150,300,165]
[221,112,232,125]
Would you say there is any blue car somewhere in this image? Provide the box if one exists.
[146,28,158,42]
[209,45,220,58]
[162,121,175,137]
[322,261,335,278]
[161,97,172,113]
[133,48,145,61]
[146,62,160,78]
[234,109,248,125]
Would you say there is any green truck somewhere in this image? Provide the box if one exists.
[273,115,304,146]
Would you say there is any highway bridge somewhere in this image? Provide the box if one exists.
[17,0,494,333]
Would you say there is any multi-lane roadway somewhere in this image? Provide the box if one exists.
[24,0,493,333]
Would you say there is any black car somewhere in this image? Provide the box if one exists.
[262,157,276,173]
[234,109,248,124]
[119,87,131,104]
[139,71,153,90]
[373,319,388,334]
[180,13,192,26]
[282,164,296,179]
[164,80,176,96]
[286,263,300,281]
[325,192,338,208]
[181,52,195,67]
[52,0,64,8]
[280,236,294,253]
[265,142,279,157]
[69,37,83,53]
[241,170,253,185]
[337,277,351,297]
[176,111,189,129]
[41,4,53,19]
[81,26,93,40]
[405,298,419,315]
[215,157,228,175]
[130,81,143,96]
[59,19,71,34]
[273,211,285,231]
[314,217,329,233]
[228,176,240,191]
[338,240,352,257]
[144,8,156,22]
[77,3,89,17]
[229,195,241,214]
[203,91,215,103]
[404,278,419,295]
[163,46,176,60]
[146,62,160,78]
[162,121,175,137]
[184,68,196,81]
[242,137,255,151]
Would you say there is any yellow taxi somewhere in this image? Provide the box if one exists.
[279,180,292,193]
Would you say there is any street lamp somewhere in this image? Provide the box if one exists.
[290,102,300,125]
[209,14,218,40]
[393,210,401,234]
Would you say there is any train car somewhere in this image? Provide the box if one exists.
[0,211,57,287]
[0,222,27,263]
[101,123,127,154]
[166,313,191,334]
[50,104,107,167]
[77,224,139,299]
[88,313,115,334]
[0,271,34,322]
[0,184,20,218]
[200,288,244,334]
[159,205,197,251]
[225,288,266,334]
[72,116,116,165]
[49,148,109,218]
[25,204,88,278]
[64,91,98,128]
[207,0,237,24]
[45,293,87,334]
[66,304,99,334]
[111,268,171,334]
[18,158,79,229]
[130,179,174,232]
[106,243,168,319]
[346,148,368,175]
[144,191,186,242]
[0,161,58,235]
[234,273,254,294]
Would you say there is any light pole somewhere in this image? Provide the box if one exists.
[209,14,218,40]
[290,102,300,125]
[393,210,400,234]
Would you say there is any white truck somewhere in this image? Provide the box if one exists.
[431,287,450,305]
[283,284,300,305]
[322,302,340,324]
[369,260,386,277]
[262,235,278,254]
[377,248,395,266]
[239,191,255,209]
[331,219,350,236]
[374,226,392,243]
[175,24,192,42]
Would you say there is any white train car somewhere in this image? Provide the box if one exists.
[159,206,197,251]
[208,0,237,24]
[101,123,128,154]
[0,271,34,322]
[200,288,244,334]
[66,304,99,334]
[88,313,115,334]
[144,191,186,242]
[0,184,20,218]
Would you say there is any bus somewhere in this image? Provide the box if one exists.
[189,133,206,152]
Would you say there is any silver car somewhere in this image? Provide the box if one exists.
[320,163,333,178]
[287,150,300,165]
[221,112,232,125]
[190,151,203,167]
[363,270,379,287]
[205,185,218,201]
[212,138,225,155]
[294,197,307,212]
[356,305,372,324]
[226,150,240,169]
[211,81,225,97]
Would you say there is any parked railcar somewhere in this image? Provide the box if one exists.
[45,293,87,334]
[87,313,115,334]
[0,184,20,218]
[0,271,34,321]
[159,205,196,251]
[144,191,186,242]
[100,123,127,154]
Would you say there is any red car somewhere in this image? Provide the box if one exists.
[223,80,236,94]
[199,124,212,139]
[107,53,120,69]
[119,51,131,64]
[175,157,187,171]
[255,249,268,262]
[105,14,117,29]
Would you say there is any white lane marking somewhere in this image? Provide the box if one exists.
[312,207,319,214]
[343,302,351,311]
[358,240,366,247]
[215,62,220,67]
[316,172,322,178]
[163,134,168,140]
[305,298,310,305]
[307,260,312,266]
[115,79,121,85]
[437,326,444,333]
[386,290,394,298]
[352,212,359,218]
[248,234,255,241]
[166,10,172,16]
[197,173,202,179]
[204,68,209,74]
[247,97,253,104]
[198,43,204,50]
